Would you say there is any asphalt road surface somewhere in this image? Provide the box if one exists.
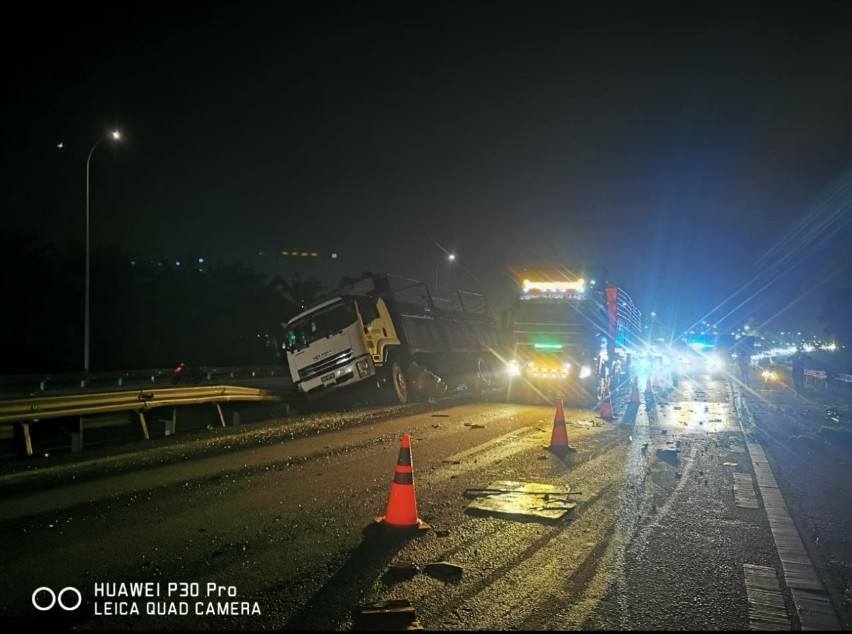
[0,377,844,630]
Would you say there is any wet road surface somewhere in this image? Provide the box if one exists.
[0,379,843,629]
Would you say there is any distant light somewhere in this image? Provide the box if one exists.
[57,142,64,149]
[331,252,338,259]
[533,343,564,351]
[589,279,596,286]
[175,260,181,267]
[650,311,657,317]
[522,279,585,294]
[198,257,204,264]
[448,253,456,262]
[111,130,122,141]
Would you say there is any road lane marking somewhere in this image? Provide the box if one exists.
[441,426,536,464]
[743,564,792,630]
[734,388,842,631]
[733,472,760,509]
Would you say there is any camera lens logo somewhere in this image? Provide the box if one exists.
[32,587,82,612]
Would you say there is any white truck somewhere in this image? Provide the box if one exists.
[283,274,500,404]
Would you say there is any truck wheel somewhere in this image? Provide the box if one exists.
[388,361,408,404]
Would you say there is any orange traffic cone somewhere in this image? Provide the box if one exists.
[376,434,429,531]
[599,390,614,420]
[546,399,575,453]
[630,380,640,404]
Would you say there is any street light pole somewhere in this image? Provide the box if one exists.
[84,130,121,373]
[435,253,455,290]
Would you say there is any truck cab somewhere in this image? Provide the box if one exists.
[284,295,397,397]
[284,274,499,404]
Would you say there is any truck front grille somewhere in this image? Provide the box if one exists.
[299,349,353,381]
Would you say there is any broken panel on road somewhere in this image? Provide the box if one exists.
[464,480,577,521]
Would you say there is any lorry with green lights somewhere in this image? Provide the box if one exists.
[500,271,642,404]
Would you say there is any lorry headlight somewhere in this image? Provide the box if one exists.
[356,358,371,378]
[507,360,521,377]
[579,365,592,379]
[707,355,724,371]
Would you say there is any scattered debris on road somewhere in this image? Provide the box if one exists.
[354,599,422,630]
[656,443,679,465]
[464,480,576,521]
[424,561,464,580]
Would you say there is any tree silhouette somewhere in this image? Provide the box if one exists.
[0,231,323,373]
[271,274,325,312]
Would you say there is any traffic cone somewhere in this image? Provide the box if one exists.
[630,380,640,404]
[599,390,614,420]
[376,434,429,531]
[546,399,575,453]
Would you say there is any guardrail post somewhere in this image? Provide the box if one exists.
[215,403,227,428]
[71,417,84,453]
[164,408,177,436]
[15,422,33,457]
[136,411,150,440]
[232,410,241,426]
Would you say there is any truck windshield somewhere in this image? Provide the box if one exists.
[285,300,357,352]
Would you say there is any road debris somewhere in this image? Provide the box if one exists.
[354,599,422,630]
[424,561,464,580]
[464,423,486,429]
[656,443,679,465]
[464,480,576,521]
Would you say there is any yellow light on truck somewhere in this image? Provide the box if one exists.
[522,279,586,293]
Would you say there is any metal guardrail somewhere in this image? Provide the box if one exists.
[0,385,280,424]
[805,369,852,383]
[0,365,290,396]
[0,385,282,457]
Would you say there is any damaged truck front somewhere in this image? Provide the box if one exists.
[283,274,501,404]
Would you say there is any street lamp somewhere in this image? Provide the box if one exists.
[436,253,456,289]
[84,129,122,373]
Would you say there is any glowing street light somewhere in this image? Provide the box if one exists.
[84,129,123,373]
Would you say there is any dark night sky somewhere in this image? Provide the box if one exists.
[4,1,852,333]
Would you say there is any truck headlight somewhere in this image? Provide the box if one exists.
[507,360,521,377]
[579,365,592,379]
[707,355,724,371]
[356,358,371,378]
